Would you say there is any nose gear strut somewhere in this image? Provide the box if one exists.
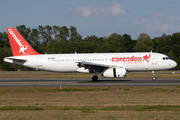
[152,71,156,81]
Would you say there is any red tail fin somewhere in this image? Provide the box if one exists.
[6,28,41,56]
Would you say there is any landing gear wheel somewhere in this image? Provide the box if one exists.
[151,71,156,81]
[92,76,98,81]
[152,77,156,81]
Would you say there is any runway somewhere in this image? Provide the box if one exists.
[0,78,180,86]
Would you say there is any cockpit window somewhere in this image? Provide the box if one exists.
[163,57,170,60]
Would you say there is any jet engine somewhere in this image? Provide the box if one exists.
[77,67,89,73]
[102,68,126,78]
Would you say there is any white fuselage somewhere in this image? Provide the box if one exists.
[4,52,177,73]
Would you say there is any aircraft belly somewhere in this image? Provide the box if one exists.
[128,64,145,71]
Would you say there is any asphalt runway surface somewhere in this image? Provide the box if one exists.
[0,78,180,86]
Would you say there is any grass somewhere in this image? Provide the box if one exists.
[0,86,180,119]
[0,106,43,110]
[103,88,110,91]
[124,88,130,91]
[0,87,91,93]
[1,105,180,111]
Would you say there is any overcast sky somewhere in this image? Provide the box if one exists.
[1,0,180,39]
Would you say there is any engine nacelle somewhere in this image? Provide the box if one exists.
[77,67,89,73]
[102,68,126,78]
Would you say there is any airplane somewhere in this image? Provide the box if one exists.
[4,28,177,81]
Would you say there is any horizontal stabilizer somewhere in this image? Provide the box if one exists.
[4,57,27,65]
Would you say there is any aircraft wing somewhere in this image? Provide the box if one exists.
[77,61,115,73]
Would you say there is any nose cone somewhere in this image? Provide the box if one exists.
[172,60,177,68]
[170,60,177,69]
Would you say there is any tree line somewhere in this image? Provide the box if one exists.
[0,25,179,70]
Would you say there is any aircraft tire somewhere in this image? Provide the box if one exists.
[152,77,156,81]
[92,76,98,81]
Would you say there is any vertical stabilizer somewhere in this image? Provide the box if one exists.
[6,28,41,56]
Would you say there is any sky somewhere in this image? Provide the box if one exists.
[1,0,180,39]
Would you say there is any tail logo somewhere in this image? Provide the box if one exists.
[8,29,28,54]
[19,45,28,54]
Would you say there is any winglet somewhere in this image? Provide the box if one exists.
[6,28,41,56]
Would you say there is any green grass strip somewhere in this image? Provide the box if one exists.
[1,105,180,111]
[0,106,43,110]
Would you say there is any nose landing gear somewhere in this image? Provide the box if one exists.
[152,71,156,81]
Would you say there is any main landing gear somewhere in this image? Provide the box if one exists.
[92,72,99,81]
[92,75,98,81]
[152,71,156,81]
